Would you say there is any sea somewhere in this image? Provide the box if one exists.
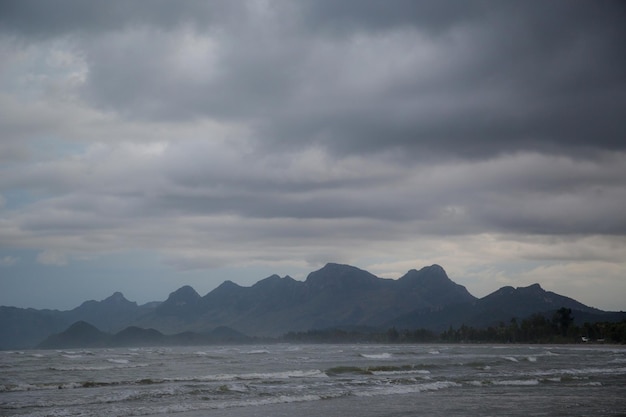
[1,343,625,417]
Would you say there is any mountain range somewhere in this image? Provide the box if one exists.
[1,263,623,349]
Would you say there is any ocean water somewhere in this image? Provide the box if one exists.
[1,344,625,416]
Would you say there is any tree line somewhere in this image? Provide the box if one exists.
[283,308,626,344]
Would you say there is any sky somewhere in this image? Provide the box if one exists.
[0,0,625,312]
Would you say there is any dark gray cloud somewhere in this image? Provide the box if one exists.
[138,1,624,159]
[0,0,241,37]
[297,0,490,34]
[268,1,626,158]
[3,1,624,159]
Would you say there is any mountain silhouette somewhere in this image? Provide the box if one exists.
[2,263,624,349]
[38,321,109,349]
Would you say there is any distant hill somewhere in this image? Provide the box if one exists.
[2,263,625,349]
[38,321,109,349]
[38,322,251,349]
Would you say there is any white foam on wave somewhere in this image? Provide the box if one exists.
[222,383,249,393]
[190,369,327,382]
[90,391,334,416]
[107,358,129,364]
[482,378,542,387]
[50,363,149,371]
[246,349,270,355]
[494,379,540,386]
[577,366,626,375]
[1,381,89,393]
[103,393,328,416]
[360,353,392,359]
[0,383,41,392]
[371,369,431,376]
[526,356,537,362]
[502,356,519,362]
[216,394,324,410]
[354,381,460,397]
[88,384,189,408]
[95,388,144,404]
[526,366,626,378]
[62,354,83,359]
[60,350,93,355]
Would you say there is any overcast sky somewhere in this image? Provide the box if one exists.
[1,0,625,311]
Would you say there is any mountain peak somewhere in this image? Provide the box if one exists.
[156,285,202,317]
[518,283,543,292]
[312,263,373,276]
[480,282,601,320]
[398,264,452,286]
[105,292,127,302]
[253,274,282,286]
[413,264,446,273]
[66,320,101,334]
[488,283,545,299]
[167,285,201,302]
[203,280,244,301]
[397,264,476,306]
[214,280,242,292]
[100,291,136,307]
[305,263,379,290]
[252,274,298,291]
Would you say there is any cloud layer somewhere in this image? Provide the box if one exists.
[1,1,625,310]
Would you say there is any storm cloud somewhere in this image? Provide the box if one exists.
[0,1,625,311]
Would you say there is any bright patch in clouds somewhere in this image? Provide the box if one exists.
[0,256,18,266]
[36,250,67,266]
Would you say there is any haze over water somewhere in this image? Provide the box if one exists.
[2,343,625,416]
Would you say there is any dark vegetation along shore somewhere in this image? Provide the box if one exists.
[285,311,626,345]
